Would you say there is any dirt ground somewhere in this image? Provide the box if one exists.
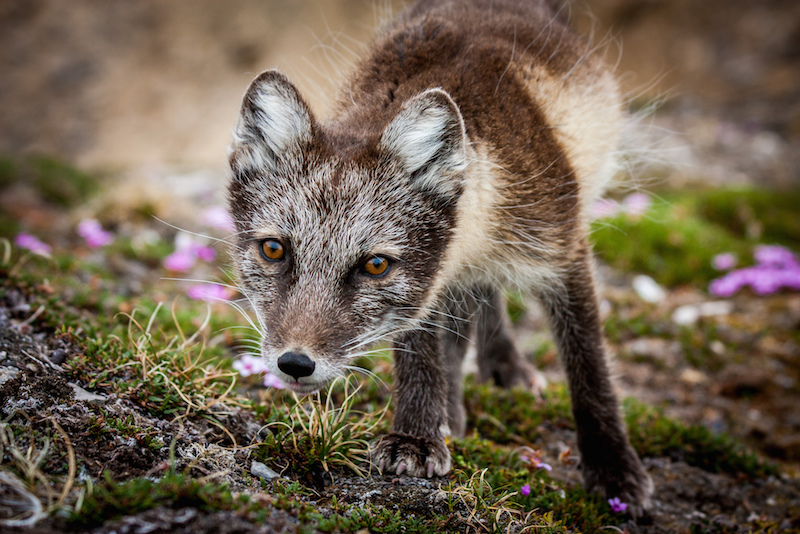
[2,265,800,532]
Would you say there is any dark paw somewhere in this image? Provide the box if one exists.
[479,353,547,396]
[372,433,451,478]
[582,446,654,518]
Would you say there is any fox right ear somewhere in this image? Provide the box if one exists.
[230,70,314,173]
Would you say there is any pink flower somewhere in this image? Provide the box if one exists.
[622,192,651,216]
[608,497,628,514]
[191,244,216,262]
[712,253,737,271]
[202,206,235,233]
[77,219,113,248]
[591,199,621,219]
[520,484,531,497]
[163,236,217,272]
[15,233,51,254]
[263,372,285,389]
[232,355,285,389]
[232,354,269,377]
[186,283,234,302]
[164,249,196,272]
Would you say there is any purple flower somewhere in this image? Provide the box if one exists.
[202,206,235,233]
[163,235,217,271]
[709,264,800,297]
[608,497,628,514]
[623,192,651,216]
[712,253,737,271]
[164,249,196,272]
[531,457,553,471]
[519,449,553,471]
[186,283,233,302]
[191,244,216,262]
[77,219,113,248]
[520,484,531,497]
[754,245,798,269]
[14,233,51,254]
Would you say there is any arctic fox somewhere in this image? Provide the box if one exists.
[228,0,653,512]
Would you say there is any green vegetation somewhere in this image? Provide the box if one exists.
[1,159,791,532]
[591,187,800,288]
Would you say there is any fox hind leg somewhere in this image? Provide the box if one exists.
[473,284,547,394]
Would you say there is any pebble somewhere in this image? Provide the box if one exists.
[672,301,733,325]
[633,275,667,303]
[251,460,280,480]
[70,382,106,402]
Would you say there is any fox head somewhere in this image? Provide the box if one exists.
[228,70,468,392]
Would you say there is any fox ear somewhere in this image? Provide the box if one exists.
[380,89,468,200]
[230,70,314,173]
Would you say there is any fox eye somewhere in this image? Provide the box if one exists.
[260,239,285,262]
[361,256,391,277]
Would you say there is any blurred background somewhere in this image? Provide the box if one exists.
[1,0,799,185]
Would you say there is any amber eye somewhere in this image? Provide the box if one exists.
[260,239,285,262]
[362,256,391,277]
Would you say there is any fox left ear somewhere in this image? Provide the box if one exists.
[230,70,315,174]
[380,89,468,200]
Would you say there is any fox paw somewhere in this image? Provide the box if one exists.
[481,356,547,397]
[372,433,451,478]
[582,448,654,518]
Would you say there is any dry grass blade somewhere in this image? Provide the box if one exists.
[0,470,45,527]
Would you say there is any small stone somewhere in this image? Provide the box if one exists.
[672,301,733,325]
[0,366,20,386]
[633,275,666,304]
[70,383,106,403]
[680,368,708,385]
[251,460,279,480]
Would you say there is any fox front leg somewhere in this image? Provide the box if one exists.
[372,328,451,478]
[540,243,653,515]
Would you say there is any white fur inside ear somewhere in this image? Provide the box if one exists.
[231,72,312,172]
[381,89,467,198]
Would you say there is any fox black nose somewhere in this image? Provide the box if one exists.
[277,352,316,380]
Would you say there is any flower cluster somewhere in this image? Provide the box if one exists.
[709,245,800,297]
[232,354,285,389]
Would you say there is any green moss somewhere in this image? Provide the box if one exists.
[624,399,777,478]
[69,473,238,526]
[463,381,573,444]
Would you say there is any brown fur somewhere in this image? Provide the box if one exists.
[227,0,653,514]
